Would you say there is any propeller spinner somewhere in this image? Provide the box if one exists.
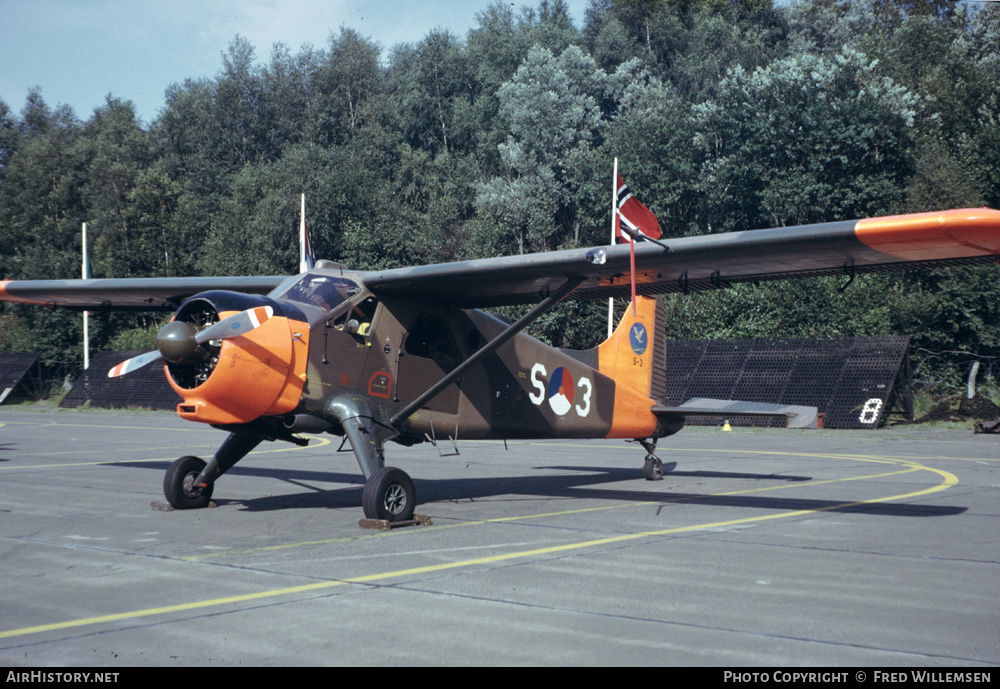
[108,305,274,378]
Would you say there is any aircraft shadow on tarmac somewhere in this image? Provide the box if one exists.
[118,461,966,518]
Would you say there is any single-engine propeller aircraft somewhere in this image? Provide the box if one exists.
[2,207,1000,522]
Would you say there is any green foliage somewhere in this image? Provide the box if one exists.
[390,30,472,156]
[477,44,608,252]
[599,71,701,237]
[0,97,19,184]
[0,312,36,352]
[892,266,1000,353]
[0,92,84,281]
[663,274,900,340]
[307,28,382,146]
[106,319,166,351]
[697,48,919,232]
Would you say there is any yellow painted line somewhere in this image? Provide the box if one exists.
[669,447,1000,464]
[514,440,998,464]
[184,534,371,559]
[0,445,218,459]
[185,455,927,560]
[178,460,933,559]
[0,436,331,470]
[183,515,532,561]
[482,466,921,524]
[0,419,215,432]
[0,455,957,641]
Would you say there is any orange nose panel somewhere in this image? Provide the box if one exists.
[169,314,309,425]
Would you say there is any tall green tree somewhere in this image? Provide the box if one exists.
[0,97,19,185]
[476,45,606,253]
[598,67,701,239]
[308,27,382,147]
[76,97,161,278]
[390,29,473,156]
[697,48,919,232]
[0,91,84,280]
[0,92,88,364]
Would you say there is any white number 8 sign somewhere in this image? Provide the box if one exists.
[859,398,883,424]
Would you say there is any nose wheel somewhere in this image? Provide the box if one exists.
[362,467,416,522]
[164,456,214,509]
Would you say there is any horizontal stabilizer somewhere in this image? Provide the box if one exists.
[653,398,820,429]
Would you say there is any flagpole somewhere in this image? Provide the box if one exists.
[608,158,617,338]
[82,222,90,370]
[299,193,306,273]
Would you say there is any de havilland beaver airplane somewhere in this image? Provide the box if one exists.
[1,207,999,522]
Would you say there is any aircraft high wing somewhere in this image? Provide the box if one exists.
[1,207,998,522]
[365,208,1000,306]
[0,276,286,311]
[4,208,997,311]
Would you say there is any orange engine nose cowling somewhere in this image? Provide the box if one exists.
[165,296,309,426]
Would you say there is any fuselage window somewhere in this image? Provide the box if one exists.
[406,315,461,372]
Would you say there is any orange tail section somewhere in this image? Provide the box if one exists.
[597,295,666,438]
[598,295,665,397]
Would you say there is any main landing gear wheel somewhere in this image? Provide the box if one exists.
[643,456,664,481]
[164,456,214,509]
[362,467,416,522]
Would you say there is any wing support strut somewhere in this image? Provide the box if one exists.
[388,277,585,428]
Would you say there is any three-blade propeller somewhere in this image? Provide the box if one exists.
[108,305,274,378]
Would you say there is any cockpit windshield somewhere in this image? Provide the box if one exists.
[274,274,358,312]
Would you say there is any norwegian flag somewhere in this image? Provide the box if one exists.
[615,174,661,243]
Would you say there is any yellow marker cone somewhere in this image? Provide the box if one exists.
[722,420,732,431]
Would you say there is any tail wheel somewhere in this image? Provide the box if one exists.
[362,467,415,522]
[644,456,664,481]
[164,456,214,509]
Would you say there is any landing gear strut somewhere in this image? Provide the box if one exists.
[326,394,419,523]
[163,431,264,509]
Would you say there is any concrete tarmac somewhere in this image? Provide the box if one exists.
[0,408,996,666]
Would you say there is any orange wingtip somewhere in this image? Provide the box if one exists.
[855,208,1000,261]
[0,279,52,306]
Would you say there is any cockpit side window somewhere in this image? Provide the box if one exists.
[275,275,358,312]
[330,297,379,337]
[405,314,460,372]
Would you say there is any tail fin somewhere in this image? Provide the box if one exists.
[597,295,665,399]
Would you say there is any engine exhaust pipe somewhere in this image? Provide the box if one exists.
[283,414,333,434]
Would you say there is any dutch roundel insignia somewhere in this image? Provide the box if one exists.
[547,367,575,416]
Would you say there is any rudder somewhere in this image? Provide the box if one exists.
[597,295,665,399]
